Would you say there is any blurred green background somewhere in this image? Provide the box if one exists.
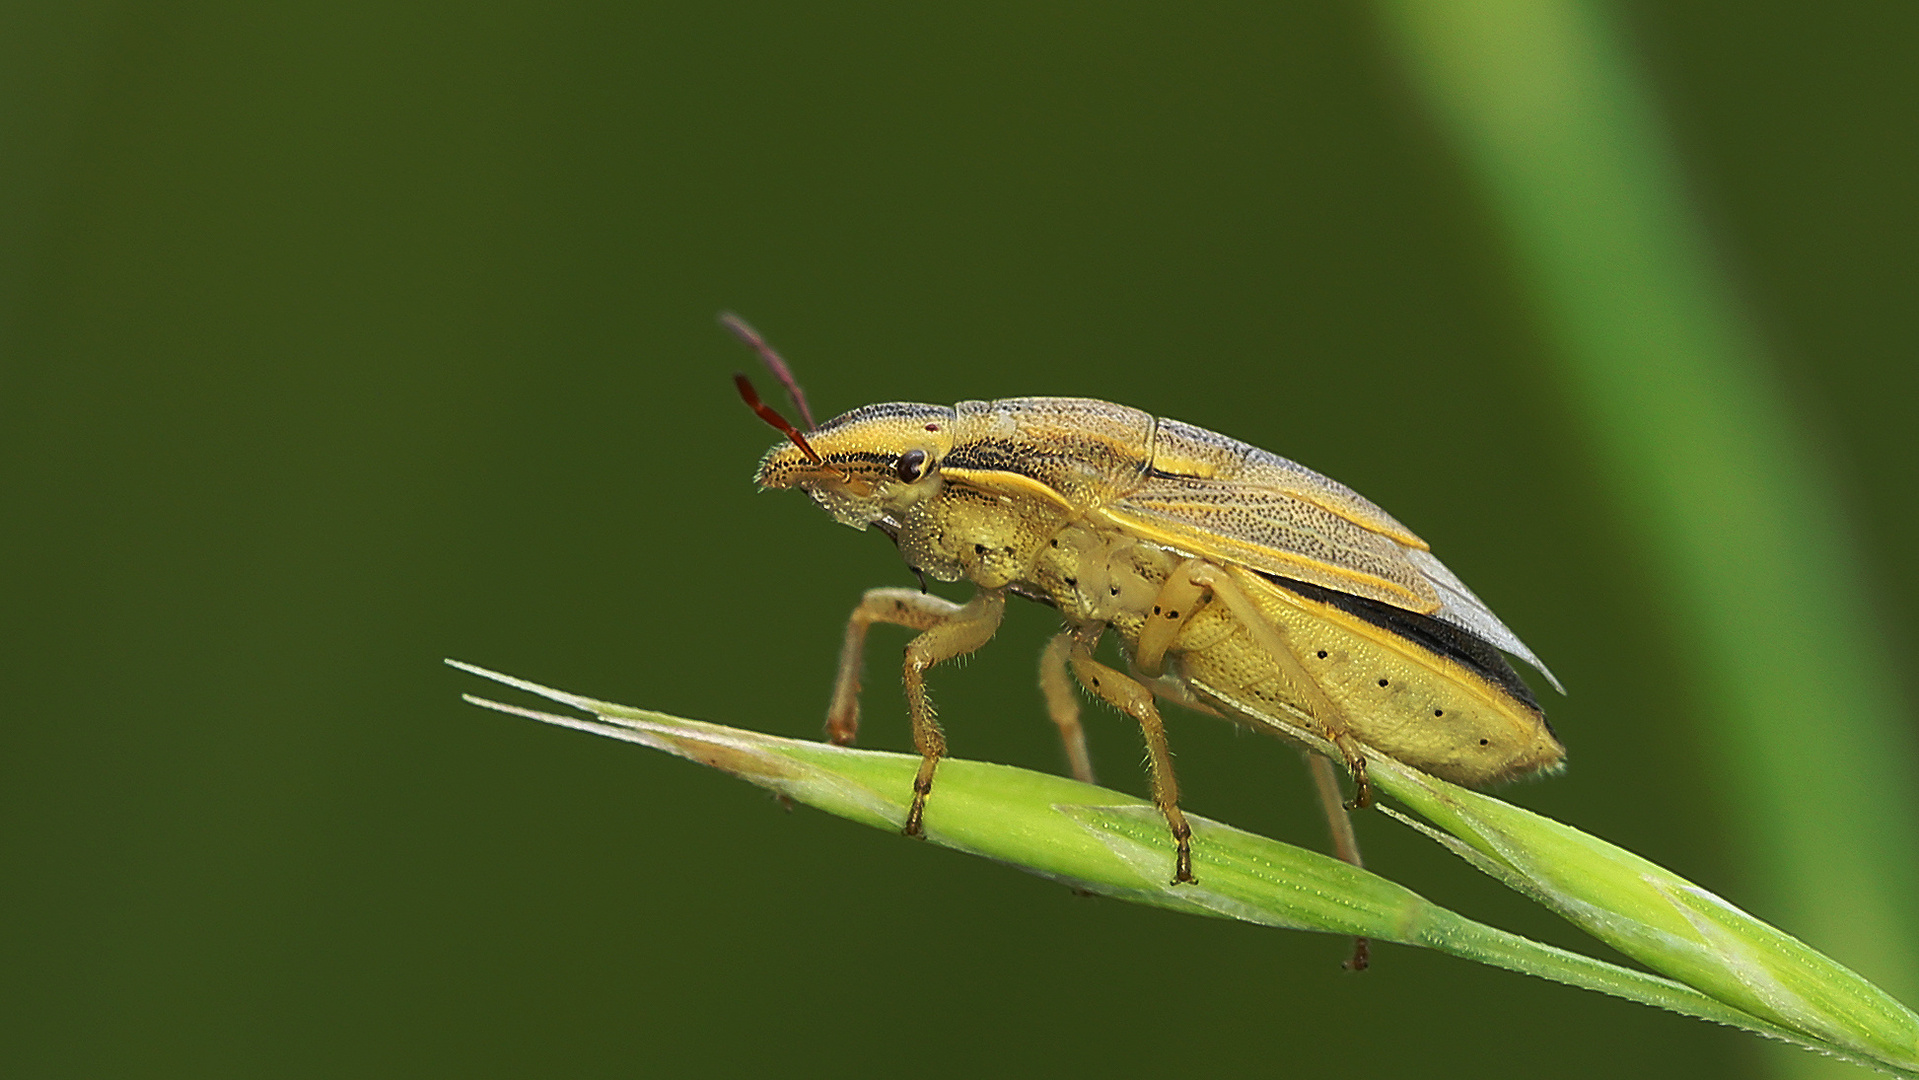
[4,2,1914,1077]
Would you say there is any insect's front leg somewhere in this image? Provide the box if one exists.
[827,588,968,745]
[1067,628,1196,885]
[899,589,1006,838]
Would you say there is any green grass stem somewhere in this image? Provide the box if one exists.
[453,661,1919,1077]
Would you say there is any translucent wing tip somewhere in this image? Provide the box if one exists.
[1404,549,1566,696]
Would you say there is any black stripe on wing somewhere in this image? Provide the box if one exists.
[1256,570,1544,714]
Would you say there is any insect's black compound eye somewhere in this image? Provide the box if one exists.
[894,448,929,484]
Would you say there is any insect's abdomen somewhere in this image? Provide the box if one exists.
[1153,566,1564,787]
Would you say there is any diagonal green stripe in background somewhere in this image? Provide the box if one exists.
[1375,3,1919,1075]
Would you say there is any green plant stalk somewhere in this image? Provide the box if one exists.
[1366,756,1919,1070]
[452,661,1919,1076]
[1374,6,1919,1050]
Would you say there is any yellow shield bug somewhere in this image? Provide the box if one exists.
[726,315,1565,914]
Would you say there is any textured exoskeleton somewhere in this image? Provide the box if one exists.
[752,392,1564,888]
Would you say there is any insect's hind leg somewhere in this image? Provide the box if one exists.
[899,590,1006,838]
[826,588,966,746]
[1039,632,1096,785]
[1130,558,1375,952]
[1132,563,1212,679]
[1067,633,1196,885]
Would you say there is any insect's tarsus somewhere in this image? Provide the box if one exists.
[719,312,817,432]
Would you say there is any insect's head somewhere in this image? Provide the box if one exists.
[751,398,957,530]
[725,314,955,531]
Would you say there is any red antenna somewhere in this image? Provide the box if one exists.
[719,313,817,432]
[734,373,822,464]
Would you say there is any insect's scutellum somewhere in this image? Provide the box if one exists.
[726,316,1565,931]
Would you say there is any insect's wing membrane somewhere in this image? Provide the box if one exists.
[1406,547,1564,693]
[1107,417,1437,609]
[1104,417,1563,693]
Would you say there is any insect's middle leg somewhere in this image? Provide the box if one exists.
[1133,559,1372,961]
[1139,559,1374,807]
[899,590,1006,838]
[1068,633,1196,885]
[1039,632,1096,785]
